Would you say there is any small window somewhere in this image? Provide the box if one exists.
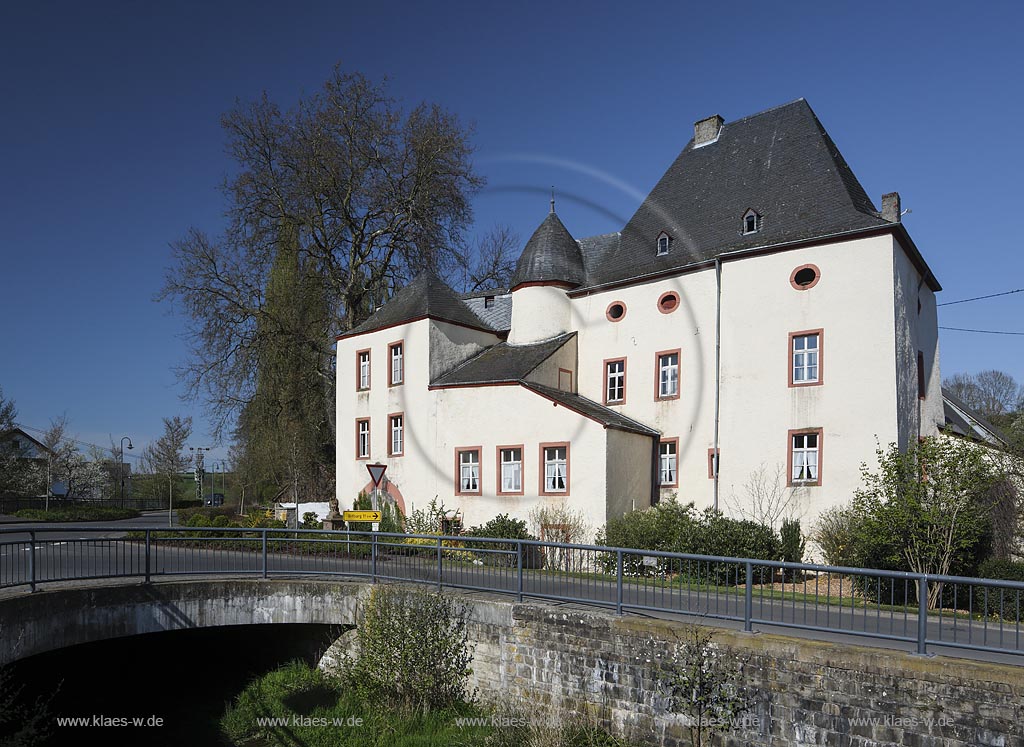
[742,209,762,235]
[605,301,626,322]
[656,350,680,400]
[789,430,821,486]
[356,419,371,459]
[659,439,678,487]
[790,264,820,290]
[498,446,523,494]
[657,291,679,314]
[389,414,404,456]
[456,448,481,495]
[388,341,404,386]
[357,350,371,390]
[657,231,672,256]
[790,331,822,386]
[484,295,495,309]
[541,443,569,495]
[708,448,720,479]
[605,358,626,404]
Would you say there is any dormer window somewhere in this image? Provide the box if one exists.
[656,232,672,256]
[743,209,762,235]
[484,296,495,309]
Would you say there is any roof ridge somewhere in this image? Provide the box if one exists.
[521,381,660,436]
[719,97,808,129]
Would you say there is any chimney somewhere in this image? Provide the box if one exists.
[881,192,901,223]
[694,114,724,147]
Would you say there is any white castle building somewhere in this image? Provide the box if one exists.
[334,99,945,536]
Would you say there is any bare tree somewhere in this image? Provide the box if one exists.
[161,67,484,447]
[141,416,193,506]
[453,224,520,292]
[943,370,1023,419]
[723,462,803,530]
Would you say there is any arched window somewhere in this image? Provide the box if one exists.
[742,209,762,235]
[656,231,672,256]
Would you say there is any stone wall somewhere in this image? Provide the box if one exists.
[456,594,1023,747]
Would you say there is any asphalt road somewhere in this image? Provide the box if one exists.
[1,521,1021,665]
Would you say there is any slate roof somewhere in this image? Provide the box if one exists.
[461,291,512,332]
[431,333,576,387]
[511,211,587,289]
[575,98,894,290]
[941,388,1010,447]
[521,382,660,437]
[340,269,496,338]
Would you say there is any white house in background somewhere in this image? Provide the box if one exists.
[335,99,944,537]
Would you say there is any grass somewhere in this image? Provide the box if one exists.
[14,505,140,522]
[221,661,632,747]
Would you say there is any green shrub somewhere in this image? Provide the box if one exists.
[301,511,321,529]
[404,496,448,535]
[347,585,472,711]
[14,506,139,522]
[780,518,806,579]
[463,514,539,567]
[597,498,780,583]
[978,558,1024,582]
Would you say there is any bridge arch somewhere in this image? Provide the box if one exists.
[0,578,367,666]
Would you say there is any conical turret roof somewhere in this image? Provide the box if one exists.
[510,211,586,290]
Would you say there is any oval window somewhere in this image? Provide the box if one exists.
[658,292,679,314]
[790,264,820,290]
[605,301,626,322]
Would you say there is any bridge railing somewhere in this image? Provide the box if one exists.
[1,526,1021,659]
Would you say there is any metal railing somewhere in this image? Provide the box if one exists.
[1,526,1021,659]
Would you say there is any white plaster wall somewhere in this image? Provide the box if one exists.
[605,429,655,522]
[428,321,501,382]
[892,240,943,444]
[509,285,572,344]
[570,234,915,526]
[524,335,578,390]
[336,319,435,507]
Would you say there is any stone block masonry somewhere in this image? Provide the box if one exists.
[458,594,1023,747]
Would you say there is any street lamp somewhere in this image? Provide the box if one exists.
[119,436,133,508]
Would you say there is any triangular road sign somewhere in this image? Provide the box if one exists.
[367,462,387,487]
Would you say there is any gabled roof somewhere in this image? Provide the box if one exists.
[521,382,660,437]
[0,427,50,455]
[576,99,900,290]
[339,269,498,339]
[941,388,1010,448]
[461,291,512,332]
[511,210,587,289]
[430,333,576,387]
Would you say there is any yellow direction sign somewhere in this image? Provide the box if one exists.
[343,510,382,523]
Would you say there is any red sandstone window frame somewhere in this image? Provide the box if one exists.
[789,329,823,387]
[388,340,404,387]
[654,349,681,401]
[387,412,404,457]
[539,442,570,496]
[787,428,823,487]
[496,444,525,496]
[356,349,371,391]
[355,418,371,460]
[603,357,627,405]
[455,447,482,496]
[659,438,679,488]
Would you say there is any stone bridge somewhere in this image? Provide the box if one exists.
[1,578,1020,746]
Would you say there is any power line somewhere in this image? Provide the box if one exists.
[937,288,1024,307]
[939,326,1024,336]
[13,422,147,460]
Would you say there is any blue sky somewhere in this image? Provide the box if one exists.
[1,0,1022,463]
